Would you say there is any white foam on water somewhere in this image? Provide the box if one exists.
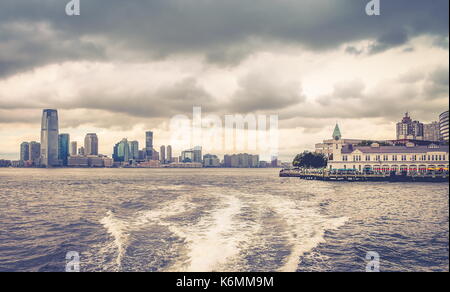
[163,194,257,272]
[100,210,129,270]
[261,196,348,272]
[133,196,192,225]
[98,190,348,272]
[182,195,243,272]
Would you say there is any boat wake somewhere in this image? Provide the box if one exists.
[94,189,348,272]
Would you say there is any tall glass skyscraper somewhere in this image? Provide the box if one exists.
[130,141,139,160]
[58,134,70,166]
[146,131,154,159]
[40,109,60,167]
[113,139,131,162]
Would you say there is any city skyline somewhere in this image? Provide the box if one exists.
[0,1,449,161]
[2,109,448,162]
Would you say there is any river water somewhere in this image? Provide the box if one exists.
[0,168,448,272]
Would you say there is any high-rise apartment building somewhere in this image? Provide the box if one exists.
[440,110,449,142]
[84,133,99,156]
[70,141,78,156]
[224,154,259,168]
[203,154,220,167]
[20,142,30,161]
[130,141,139,160]
[29,142,41,164]
[160,145,166,164]
[424,121,441,142]
[181,146,202,163]
[78,147,85,156]
[58,134,70,166]
[167,145,173,163]
[40,109,60,167]
[145,131,154,159]
[396,113,424,140]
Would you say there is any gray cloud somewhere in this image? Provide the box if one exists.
[423,65,450,99]
[280,65,449,125]
[0,76,220,123]
[227,73,305,113]
[0,0,448,77]
[368,30,410,54]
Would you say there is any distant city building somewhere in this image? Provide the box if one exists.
[130,141,139,160]
[224,153,259,168]
[203,154,220,167]
[152,149,160,161]
[396,113,424,140]
[29,142,41,165]
[68,156,89,167]
[167,162,202,168]
[136,160,161,168]
[58,134,70,166]
[70,141,78,156]
[145,131,154,159]
[160,145,166,164]
[138,149,147,161]
[181,146,202,163]
[113,139,131,162]
[167,145,173,163]
[424,121,441,142]
[68,155,113,168]
[78,146,85,156]
[440,110,449,142]
[84,133,99,156]
[20,142,30,161]
[0,160,11,167]
[259,161,270,168]
[40,109,60,167]
[271,156,280,168]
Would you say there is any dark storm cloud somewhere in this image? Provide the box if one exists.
[0,0,448,77]
[368,30,409,54]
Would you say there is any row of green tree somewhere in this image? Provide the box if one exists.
[356,140,391,146]
[292,151,328,169]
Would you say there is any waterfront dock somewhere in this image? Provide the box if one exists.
[279,169,449,183]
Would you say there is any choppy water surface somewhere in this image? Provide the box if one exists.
[0,168,448,272]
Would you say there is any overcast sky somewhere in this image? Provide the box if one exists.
[0,0,448,161]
